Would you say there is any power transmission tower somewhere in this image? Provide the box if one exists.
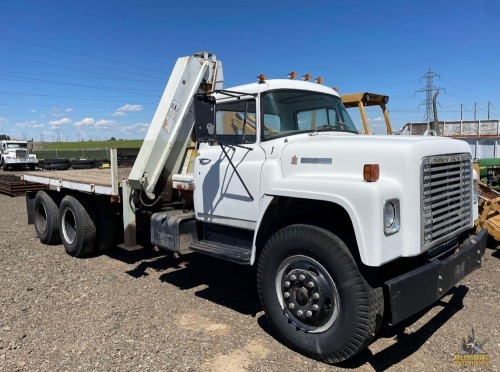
[415,68,445,121]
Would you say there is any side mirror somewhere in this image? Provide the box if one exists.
[194,95,217,142]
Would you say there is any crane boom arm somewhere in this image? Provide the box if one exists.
[128,52,223,198]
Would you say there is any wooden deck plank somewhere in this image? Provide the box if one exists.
[21,167,132,195]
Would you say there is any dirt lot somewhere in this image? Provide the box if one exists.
[0,189,499,371]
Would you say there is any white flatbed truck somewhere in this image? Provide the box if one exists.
[23,52,487,363]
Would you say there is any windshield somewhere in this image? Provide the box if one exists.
[6,143,27,149]
[261,90,358,140]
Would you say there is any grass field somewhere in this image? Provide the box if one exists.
[31,140,143,160]
[41,140,143,150]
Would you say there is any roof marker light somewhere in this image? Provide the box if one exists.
[288,72,297,79]
[257,74,267,84]
[302,74,312,81]
[315,77,324,84]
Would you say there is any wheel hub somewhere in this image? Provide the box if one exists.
[281,268,331,324]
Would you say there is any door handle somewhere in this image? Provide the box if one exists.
[199,158,211,165]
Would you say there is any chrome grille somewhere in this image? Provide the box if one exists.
[15,149,28,159]
[421,153,472,250]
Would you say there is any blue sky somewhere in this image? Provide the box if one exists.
[0,0,499,141]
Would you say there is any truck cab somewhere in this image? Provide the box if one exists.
[1,140,38,171]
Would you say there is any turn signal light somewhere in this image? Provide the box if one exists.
[364,164,379,182]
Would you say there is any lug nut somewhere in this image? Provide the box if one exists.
[312,304,319,311]
[288,303,295,310]
[284,281,291,288]
[307,281,314,288]
[306,311,312,318]
[290,275,297,281]
[312,293,320,300]
[297,310,303,317]
[299,274,305,281]
[284,292,290,299]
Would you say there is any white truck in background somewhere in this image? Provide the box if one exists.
[23,52,487,363]
[1,140,38,171]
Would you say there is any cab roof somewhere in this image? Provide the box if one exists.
[214,79,341,100]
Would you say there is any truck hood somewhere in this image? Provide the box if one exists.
[276,133,472,181]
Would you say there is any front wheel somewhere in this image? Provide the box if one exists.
[257,225,383,363]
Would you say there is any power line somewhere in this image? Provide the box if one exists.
[414,68,445,121]
[0,45,167,81]
[0,54,165,84]
[0,34,167,74]
[2,71,163,83]
[0,90,156,104]
[0,73,160,96]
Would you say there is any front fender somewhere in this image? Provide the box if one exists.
[253,177,405,267]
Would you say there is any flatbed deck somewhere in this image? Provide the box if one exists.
[22,167,132,196]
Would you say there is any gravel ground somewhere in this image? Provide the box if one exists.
[0,190,499,371]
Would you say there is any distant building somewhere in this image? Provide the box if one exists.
[401,119,500,159]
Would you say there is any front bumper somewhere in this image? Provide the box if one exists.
[5,158,38,164]
[385,228,487,325]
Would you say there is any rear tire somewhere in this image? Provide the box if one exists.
[257,224,384,363]
[34,191,61,245]
[59,194,96,257]
[1,160,8,171]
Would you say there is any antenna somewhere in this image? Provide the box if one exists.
[415,68,445,121]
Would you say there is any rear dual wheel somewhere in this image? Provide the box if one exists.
[257,225,384,363]
[34,191,61,245]
[34,191,117,257]
[59,195,96,257]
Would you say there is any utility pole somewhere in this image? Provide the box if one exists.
[474,102,481,120]
[415,68,444,122]
[488,101,495,119]
[460,104,467,121]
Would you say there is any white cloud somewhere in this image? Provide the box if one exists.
[30,109,37,114]
[121,122,150,132]
[112,104,143,117]
[65,108,73,113]
[74,117,95,127]
[368,116,384,122]
[96,119,114,128]
[49,117,72,126]
[111,111,126,118]
[15,120,44,129]
[0,117,8,125]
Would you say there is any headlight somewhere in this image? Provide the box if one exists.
[383,199,400,235]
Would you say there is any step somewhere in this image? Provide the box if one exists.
[189,239,252,265]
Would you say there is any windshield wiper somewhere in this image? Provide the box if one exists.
[309,122,356,135]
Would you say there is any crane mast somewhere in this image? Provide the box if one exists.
[128,52,223,199]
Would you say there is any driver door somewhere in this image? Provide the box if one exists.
[194,99,265,230]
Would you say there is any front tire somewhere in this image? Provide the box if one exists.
[59,194,96,257]
[257,224,383,363]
